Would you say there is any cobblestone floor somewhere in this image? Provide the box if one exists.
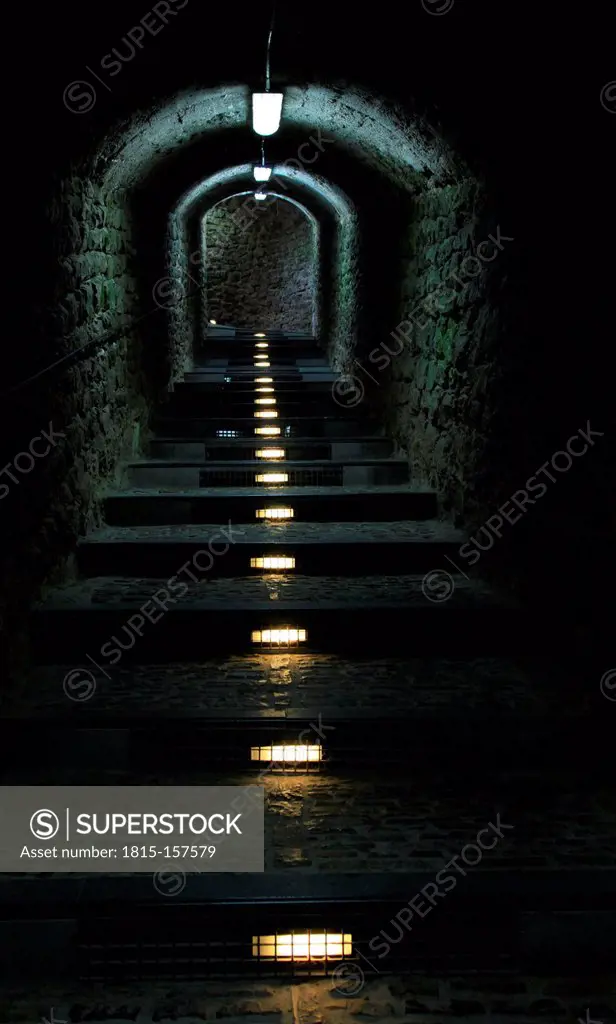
[37,575,515,609]
[7,657,567,715]
[82,521,466,544]
[1,772,614,872]
[109,483,430,497]
[2,975,612,1024]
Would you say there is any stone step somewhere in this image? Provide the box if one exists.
[125,458,410,488]
[76,520,465,576]
[8,705,601,777]
[200,361,332,372]
[164,394,348,414]
[173,383,338,398]
[104,485,438,525]
[5,656,579,719]
[30,574,548,660]
[188,372,306,383]
[192,370,338,382]
[153,416,381,438]
[227,356,314,366]
[205,340,321,350]
[183,378,335,391]
[4,658,602,776]
[2,872,614,982]
[149,438,394,460]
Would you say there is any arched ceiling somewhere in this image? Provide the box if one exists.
[99,84,462,193]
[207,191,319,230]
[174,162,354,225]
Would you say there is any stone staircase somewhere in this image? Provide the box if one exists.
[2,328,613,987]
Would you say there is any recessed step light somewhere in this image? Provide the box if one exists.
[255,473,288,483]
[250,742,321,763]
[250,556,295,569]
[254,410,278,418]
[255,426,280,435]
[251,628,306,645]
[252,933,351,961]
[255,507,294,519]
[255,448,285,458]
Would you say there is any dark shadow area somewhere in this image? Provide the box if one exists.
[1,0,614,1014]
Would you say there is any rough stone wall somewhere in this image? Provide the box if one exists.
[377,180,516,524]
[204,197,316,331]
[165,213,199,380]
[328,214,360,372]
[1,178,149,682]
[2,974,614,1023]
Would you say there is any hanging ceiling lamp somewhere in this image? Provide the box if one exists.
[252,5,283,136]
[254,140,273,182]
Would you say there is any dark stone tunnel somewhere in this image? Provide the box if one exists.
[0,0,614,1018]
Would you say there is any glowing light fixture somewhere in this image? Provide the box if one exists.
[216,429,240,438]
[255,342,269,348]
[256,472,288,483]
[255,362,270,368]
[209,319,217,325]
[256,507,294,519]
[256,387,274,393]
[255,448,285,458]
[252,92,283,136]
[255,191,268,201]
[251,742,320,761]
[251,628,306,645]
[252,933,351,961]
[254,165,272,182]
[250,557,295,570]
[254,333,266,338]
[255,377,273,383]
[255,410,278,418]
[255,426,280,435]
[255,397,276,405]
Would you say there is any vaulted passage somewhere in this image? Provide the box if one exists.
[204,196,318,332]
[1,0,614,1014]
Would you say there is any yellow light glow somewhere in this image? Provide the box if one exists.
[251,629,307,645]
[255,377,273,383]
[251,743,321,761]
[255,410,278,418]
[255,387,274,393]
[256,508,294,519]
[254,333,266,338]
[255,362,270,368]
[256,473,288,483]
[255,398,276,405]
[255,342,269,349]
[255,426,281,435]
[252,933,352,961]
[255,449,285,458]
[250,557,295,569]
[209,319,217,325]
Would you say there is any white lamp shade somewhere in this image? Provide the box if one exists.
[254,192,268,201]
[252,93,283,136]
[254,166,272,182]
